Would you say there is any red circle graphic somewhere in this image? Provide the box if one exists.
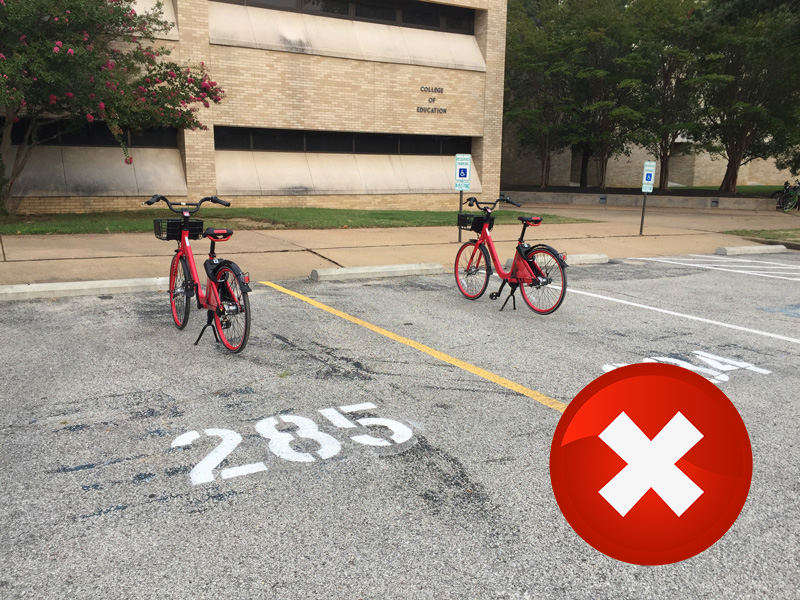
[550,363,752,565]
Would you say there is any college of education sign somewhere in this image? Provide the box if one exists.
[417,85,447,114]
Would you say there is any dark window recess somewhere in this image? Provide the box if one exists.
[355,1,396,22]
[402,7,439,28]
[441,136,471,155]
[248,0,299,9]
[303,0,349,15]
[305,131,353,153]
[216,0,474,35]
[214,127,252,150]
[130,128,179,148]
[253,129,305,151]
[354,133,399,154]
[400,134,440,155]
[215,127,471,156]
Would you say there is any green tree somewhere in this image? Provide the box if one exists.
[505,0,573,187]
[619,0,702,190]
[693,1,800,192]
[0,0,225,212]
[560,0,640,189]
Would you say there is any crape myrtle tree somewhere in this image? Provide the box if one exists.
[505,0,574,188]
[618,0,703,191]
[0,0,225,212]
[692,1,800,192]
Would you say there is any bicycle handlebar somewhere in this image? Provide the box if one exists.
[143,194,230,212]
[466,195,521,211]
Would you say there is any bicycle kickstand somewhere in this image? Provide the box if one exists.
[500,283,518,311]
[194,310,221,346]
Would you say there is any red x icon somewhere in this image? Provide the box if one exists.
[550,363,752,565]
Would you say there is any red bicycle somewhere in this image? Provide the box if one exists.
[147,194,252,353]
[455,196,568,314]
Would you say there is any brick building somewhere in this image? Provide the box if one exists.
[6,0,507,214]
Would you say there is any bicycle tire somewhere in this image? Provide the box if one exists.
[169,254,191,329]
[519,248,567,315]
[780,192,797,212]
[455,242,491,299]
[213,265,251,353]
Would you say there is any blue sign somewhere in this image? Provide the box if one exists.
[645,173,653,182]
[459,168,468,178]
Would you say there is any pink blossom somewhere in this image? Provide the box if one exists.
[65,92,73,98]
[168,71,176,78]
[187,77,194,84]
[53,46,60,53]
[89,93,95,99]
[99,102,105,110]
[125,156,133,165]
[0,53,5,60]
[54,17,59,21]
[55,41,63,47]
[49,95,57,105]
[67,48,74,56]
[86,113,94,123]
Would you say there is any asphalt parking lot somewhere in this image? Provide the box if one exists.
[2,251,799,599]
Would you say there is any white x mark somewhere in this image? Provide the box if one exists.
[599,411,704,517]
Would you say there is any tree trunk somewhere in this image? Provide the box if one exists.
[597,152,609,190]
[658,137,672,191]
[579,145,591,188]
[540,153,551,188]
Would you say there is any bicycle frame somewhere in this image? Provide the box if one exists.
[175,209,222,312]
[467,215,545,283]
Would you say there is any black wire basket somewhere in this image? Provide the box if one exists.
[457,213,494,233]
[153,218,204,241]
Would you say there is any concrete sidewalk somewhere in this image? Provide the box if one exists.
[0,204,796,298]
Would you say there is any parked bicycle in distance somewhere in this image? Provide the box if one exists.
[455,196,568,314]
[146,194,252,353]
[778,180,800,212]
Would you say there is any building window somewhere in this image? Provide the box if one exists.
[212,0,474,35]
[215,126,472,156]
[6,120,179,148]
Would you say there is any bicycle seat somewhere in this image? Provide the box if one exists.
[204,228,233,241]
[518,216,542,226]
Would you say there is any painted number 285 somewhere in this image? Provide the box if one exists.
[171,402,412,485]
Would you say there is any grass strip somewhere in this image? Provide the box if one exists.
[723,228,800,243]
[0,207,594,236]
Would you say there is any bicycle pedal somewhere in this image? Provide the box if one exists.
[489,292,500,300]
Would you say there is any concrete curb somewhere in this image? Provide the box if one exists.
[0,277,168,301]
[311,263,446,281]
[714,245,788,255]
[504,253,609,270]
[742,237,800,251]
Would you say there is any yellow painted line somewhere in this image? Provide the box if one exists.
[261,281,566,413]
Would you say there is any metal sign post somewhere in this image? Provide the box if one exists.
[640,161,656,236]
[455,154,472,242]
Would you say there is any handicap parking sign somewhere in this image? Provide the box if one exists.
[459,168,468,178]
[645,173,653,182]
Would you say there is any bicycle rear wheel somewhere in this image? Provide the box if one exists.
[519,248,567,315]
[455,242,491,299]
[169,254,191,329]
[780,192,796,212]
[213,266,251,353]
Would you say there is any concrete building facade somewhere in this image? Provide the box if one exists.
[6,0,507,214]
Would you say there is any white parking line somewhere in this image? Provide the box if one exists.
[632,256,800,281]
[569,288,800,345]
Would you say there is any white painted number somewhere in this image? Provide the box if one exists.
[172,404,413,485]
[171,428,267,485]
[602,350,770,384]
[255,415,341,462]
[319,402,413,446]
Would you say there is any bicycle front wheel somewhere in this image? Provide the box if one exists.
[519,248,567,315]
[213,266,251,353]
[169,254,191,329]
[455,242,491,299]
[780,192,796,212]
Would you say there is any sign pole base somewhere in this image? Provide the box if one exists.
[639,193,647,236]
